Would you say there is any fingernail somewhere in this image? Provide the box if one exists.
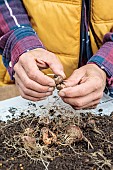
[60,71,66,79]
[46,92,52,96]
[59,91,65,97]
[48,82,55,86]
[48,87,54,92]
[40,97,47,100]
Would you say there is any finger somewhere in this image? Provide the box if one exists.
[18,54,55,86]
[72,99,100,110]
[63,68,86,87]
[34,49,66,79]
[14,64,54,92]
[15,73,54,95]
[49,60,66,79]
[16,82,48,101]
[59,76,103,98]
[61,89,103,108]
[29,49,49,69]
[15,76,53,98]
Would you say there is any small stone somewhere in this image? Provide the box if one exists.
[10,157,14,160]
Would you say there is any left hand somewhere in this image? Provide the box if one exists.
[59,64,106,109]
[14,48,65,101]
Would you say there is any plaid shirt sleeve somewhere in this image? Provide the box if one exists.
[88,33,113,97]
[0,0,44,79]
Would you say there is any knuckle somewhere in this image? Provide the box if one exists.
[50,53,59,62]
[93,91,103,100]
[73,100,83,107]
[32,98,38,102]
[24,80,31,88]
[37,93,45,98]
[94,78,103,90]
[19,57,22,63]
[65,91,72,97]
[96,100,100,105]
[28,72,36,80]
[13,64,18,71]
[79,88,86,96]
[50,52,56,58]
[21,92,26,99]
[19,54,25,63]
[95,84,100,91]
[63,98,68,104]
[93,100,100,106]
[98,92,103,99]
[22,88,28,95]
[38,86,48,93]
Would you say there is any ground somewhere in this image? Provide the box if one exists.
[0,103,113,170]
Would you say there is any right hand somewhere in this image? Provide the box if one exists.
[14,48,65,101]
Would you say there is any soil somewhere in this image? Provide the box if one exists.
[0,103,113,170]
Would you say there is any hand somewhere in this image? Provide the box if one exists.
[59,64,106,109]
[14,48,65,101]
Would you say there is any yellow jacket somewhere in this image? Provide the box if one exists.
[0,0,113,86]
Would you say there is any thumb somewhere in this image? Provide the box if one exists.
[64,67,86,87]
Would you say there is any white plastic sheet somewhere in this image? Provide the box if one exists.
[0,91,113,121]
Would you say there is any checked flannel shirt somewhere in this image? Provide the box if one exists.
[0,0,113,97]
